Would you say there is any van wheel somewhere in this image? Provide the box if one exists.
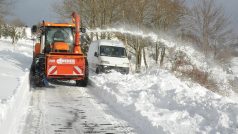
[76,79,88,87]
[96,67,100,74]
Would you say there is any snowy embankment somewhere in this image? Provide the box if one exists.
[89,27,235,95]
[0,38,32,134]
[90,70,238,134]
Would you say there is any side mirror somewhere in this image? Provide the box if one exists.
[94,52,98,57]
[80,27,86,33]
[128,54,132,60]
[31,25,37,33]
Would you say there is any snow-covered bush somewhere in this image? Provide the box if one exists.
[8,26,25,44]
[0,24,26,45]
[154,40,236,96]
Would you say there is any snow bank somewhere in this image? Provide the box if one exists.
[0,73,31,134]
[0,38,32,134]
[90,69,238,134]
[160,39,235,95]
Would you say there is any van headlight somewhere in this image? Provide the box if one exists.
[101,60,110,64]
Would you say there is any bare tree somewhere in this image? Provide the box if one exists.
[180,0,232,58]
[149,0,185,31]
[121,0,150,72]
[55,0,187,72]
[147,0,185,67]
[10,18,25,27]
[0,0,8,36]
[6,18,26,45]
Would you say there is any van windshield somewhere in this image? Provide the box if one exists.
[100,46,127,58]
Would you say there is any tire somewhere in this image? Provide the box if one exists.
[34,75,43,87]
[96,67,100,74]
[76,58,88,87]
[33,55,47,87]
[96,65,104,74]
[125,68,130,74]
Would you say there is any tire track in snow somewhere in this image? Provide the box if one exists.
[22,82,135,134]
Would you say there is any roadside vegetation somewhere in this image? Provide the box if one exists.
[0,0,27,46]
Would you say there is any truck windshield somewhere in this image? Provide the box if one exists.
[100,46,127,58]
[45,27,74,52]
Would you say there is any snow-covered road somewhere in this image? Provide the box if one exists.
[22,82,135,134]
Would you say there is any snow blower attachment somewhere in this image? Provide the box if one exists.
[31,12,88,87]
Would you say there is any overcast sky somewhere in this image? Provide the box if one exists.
[218,0,238,34]
[10,0,60,26]
[9,0,238,34]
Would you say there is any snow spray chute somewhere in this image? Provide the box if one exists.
[71,12,81,54]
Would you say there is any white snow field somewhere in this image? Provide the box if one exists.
[0,36,238,134]
[0,38,33,134]
[90,70,238,134]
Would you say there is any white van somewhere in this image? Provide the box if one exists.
[87,40,130,74]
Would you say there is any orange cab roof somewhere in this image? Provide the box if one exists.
[41,22,75,27]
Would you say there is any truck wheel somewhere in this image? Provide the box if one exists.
[33,55,47,87]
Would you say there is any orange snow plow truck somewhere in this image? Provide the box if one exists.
[31,12,88,87]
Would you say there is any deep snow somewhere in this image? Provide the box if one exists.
[0,38,33,134]
[0,39,32,99]
[90,70,238,134]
